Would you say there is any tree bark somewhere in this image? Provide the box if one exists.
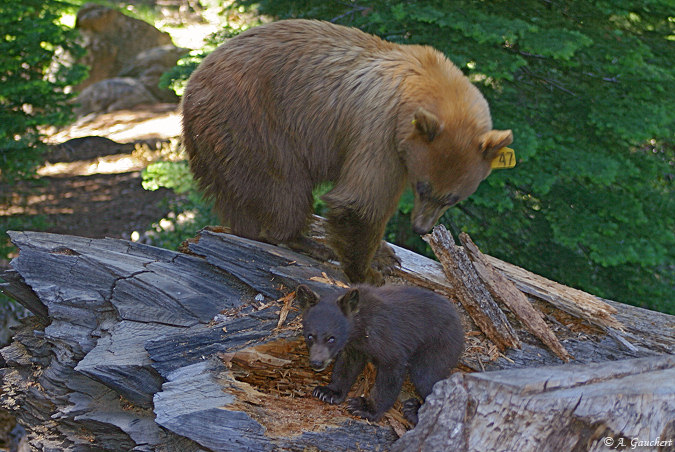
[393,354,675,452]
[424,226,521,351]
[459,232,572,361]
[1,228,673,451]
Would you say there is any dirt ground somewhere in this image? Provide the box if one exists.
[0,104,182,270]
[0,103,183,449]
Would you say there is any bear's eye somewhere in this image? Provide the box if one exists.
[306,334,314,342]
[443,193,460,206]
[327,336,335,344]
[416,181,432,199]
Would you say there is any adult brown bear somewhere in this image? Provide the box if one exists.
[182,19,512,284]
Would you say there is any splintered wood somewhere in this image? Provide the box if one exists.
[275,291,296,329]
[219,337,413,437]
[484,254,624,331]
[459,233,572,362]
[423,225,622,361]
[424,225,521,352]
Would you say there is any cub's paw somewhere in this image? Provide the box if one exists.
[371,242,401,276]
[402,398,422,425]
[312,386,343,405]
[347,397,379,421]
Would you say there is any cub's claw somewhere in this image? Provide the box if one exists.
[402,398,422,425]
[313,386,342,404]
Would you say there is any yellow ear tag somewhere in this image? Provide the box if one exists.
[491,147,516,169]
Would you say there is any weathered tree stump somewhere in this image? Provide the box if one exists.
[1,227,673,451]
[393,354,675,452]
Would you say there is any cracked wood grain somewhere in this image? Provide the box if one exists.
[424,225,521,351]
[459,232,572,362]
[393,355,675,452]
[1,228,673,451]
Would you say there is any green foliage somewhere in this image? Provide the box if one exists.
[1,215,49,262]
[311,182,333,216]
[169,1,674,313]
[158,58,201,97]
[142,160,195,194]
[141,160,218,250]
[0,0,87,182]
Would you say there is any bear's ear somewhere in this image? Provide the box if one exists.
[480,129,513,160]
[295,285,319,311]
[412,107,441,142]
[337,288,360,316]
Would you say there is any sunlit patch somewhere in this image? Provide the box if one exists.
[37,154,145,177]
[1,205,75,216]
[44,104,181,145]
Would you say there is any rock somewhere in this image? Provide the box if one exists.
[74,3,185,113]
[76,3,172,88]
[74,78,159,116]
[118,45,188,102]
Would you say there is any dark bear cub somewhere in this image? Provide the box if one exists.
[296,284,464,424]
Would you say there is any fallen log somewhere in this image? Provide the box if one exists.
[424,225,521,352]
[1,228,673,451]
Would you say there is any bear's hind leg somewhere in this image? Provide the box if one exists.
[229,174,314,245]
[408,348,452,402]
[285,236,338,262]
[402,398,422,425]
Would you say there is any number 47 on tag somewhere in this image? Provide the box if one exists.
[491,147,516,169]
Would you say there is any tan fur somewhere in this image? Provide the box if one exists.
[182,19,512,283]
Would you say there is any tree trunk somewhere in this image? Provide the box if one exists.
[393,354,675,452]
[1,227,673,451]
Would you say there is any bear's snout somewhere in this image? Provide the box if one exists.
[308,345,334,372]
[412,223,432,235]
[310,359,330,372]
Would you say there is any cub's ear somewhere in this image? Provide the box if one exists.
[412,107,441,142]
[337,288,360,316]
[295,285,319,312]
[480,129,513,160]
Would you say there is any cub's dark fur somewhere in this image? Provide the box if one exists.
[297,284,464,423]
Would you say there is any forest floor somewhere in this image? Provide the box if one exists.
[0,3,238,447]
[0,103,183,272]
[0,103,184,449]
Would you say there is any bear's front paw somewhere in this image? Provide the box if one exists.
[363,267,385,286]
[372,241,401,276]
[312,386,343,404]
[347,397,379,421]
